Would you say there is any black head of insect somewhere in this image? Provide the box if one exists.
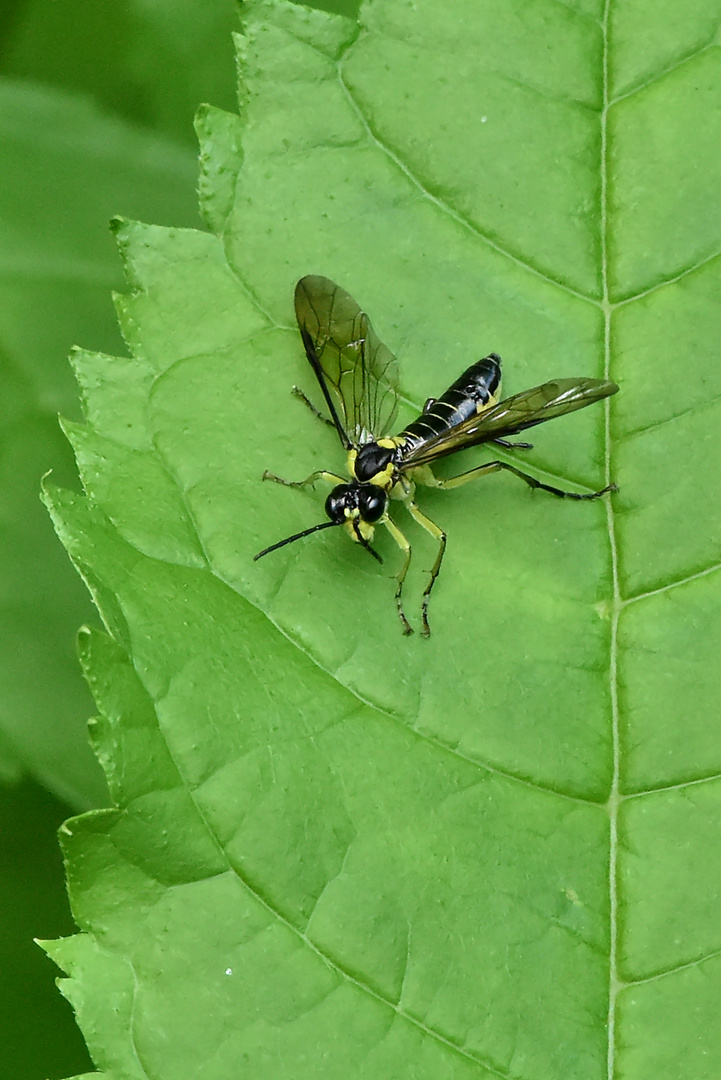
[325,482,387,527]
[254,481,387,565]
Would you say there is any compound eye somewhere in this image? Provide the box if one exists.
[358,486,387,523]
[325,485,352,523]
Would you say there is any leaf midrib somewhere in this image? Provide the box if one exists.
[599,3,620,1077]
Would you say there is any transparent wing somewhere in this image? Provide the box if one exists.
[294,276,400,448]
[402,378,618,467]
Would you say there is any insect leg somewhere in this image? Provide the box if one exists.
[383,517,414,636]
[291,386,335,427]
[262,469,345,489]
[405,502,446,638]
[433,461,616,500]
[492,438,533,450]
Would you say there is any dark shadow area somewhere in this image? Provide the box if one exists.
[0,777,92,1079]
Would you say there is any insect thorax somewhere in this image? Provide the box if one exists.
[348,438,402,488]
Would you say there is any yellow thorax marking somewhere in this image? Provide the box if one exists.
[346,448,358,476]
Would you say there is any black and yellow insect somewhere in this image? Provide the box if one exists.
[255,276,618,636]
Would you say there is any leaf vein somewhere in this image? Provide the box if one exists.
[625,771,721,799]
[336,47,598,306]
[623,561,721,607]
[613,247,721,307]
[610,34,720,108]
[616,390,721,442]
[622,946,721,989]
[600,5,621,1077]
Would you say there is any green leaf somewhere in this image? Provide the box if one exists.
[47,0,721,1077]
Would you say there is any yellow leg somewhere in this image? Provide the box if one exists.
[406,501,446,637]
[262,469,345,489]
[426,461,615,500]
[383,516,413,636]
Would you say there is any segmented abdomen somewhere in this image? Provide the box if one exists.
[399,353,501,450]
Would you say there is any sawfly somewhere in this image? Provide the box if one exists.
[255,276,618,636]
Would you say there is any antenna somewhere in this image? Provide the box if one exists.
[254,519,340,561]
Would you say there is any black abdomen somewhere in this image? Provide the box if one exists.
[400,354,501,447]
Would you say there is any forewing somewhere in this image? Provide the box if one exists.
[294,276,399,446]
[402,378,618,466]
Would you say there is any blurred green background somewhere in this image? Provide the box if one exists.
[0,1,357,1075]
